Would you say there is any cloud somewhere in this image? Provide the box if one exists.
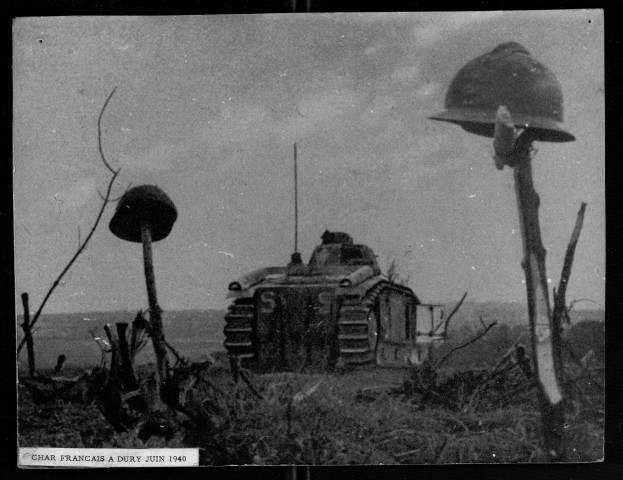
[99,27,131,52]
[119,140,184,172]
[412,11,506,45]
[364,45,380,56]
[414,82,440,101]
[298,88,358,120]
[16,175,100,238]
[333,12,416,25]
[195,82,362,148]
[52,176,98,212]
[391,64,422,85]
[203,103,271,149]
[274,87,361,140]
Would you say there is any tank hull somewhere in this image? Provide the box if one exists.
[224,274,423,371]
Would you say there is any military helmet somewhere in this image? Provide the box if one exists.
[429,42,575,142]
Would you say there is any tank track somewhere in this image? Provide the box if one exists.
[223,298,256,361]
[225,282,418,368]
[337,282,388,365]
[337,281,420,366]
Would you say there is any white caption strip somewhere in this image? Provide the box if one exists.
[19,448,199,468]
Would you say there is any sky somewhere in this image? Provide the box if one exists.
[13,11,604,315]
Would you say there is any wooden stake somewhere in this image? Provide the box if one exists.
[116,323,138,391]
[514,152,566,460]
[141,219,170,406]
[498,129,565,461]
[21,292,35,378]
[53,355,66,374]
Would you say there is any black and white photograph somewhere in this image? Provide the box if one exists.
[14,11,604,466]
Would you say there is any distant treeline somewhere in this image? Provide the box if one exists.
[434,320,604,369]
[15,303,604,326]
[15,309,225,325]
[439,301,604,330]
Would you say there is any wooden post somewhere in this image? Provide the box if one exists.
[20,292,35,378]
[104,324,119,377]
[116,323,138,391]
[141,219,170,406]
[507,137,565,461]
[53,355,66,374]
[116,322,147,412]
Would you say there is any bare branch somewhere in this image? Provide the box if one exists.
[18,88,120,356]
[568,298,600,313]
[558,203,587,298]
[391,448,422,460]
[560,338,604,392]
[163,338,188,367]
[432,320,497,371]
[89,328,106,353]
[98,87,119,175]
[434,434,453,464]
[436,411,470,433]
[491,334,527,371]
[97,182,132,203]
[96,190,119,203]
[239,370,265,401]
[553,203,587,324]
[433,291,467,336]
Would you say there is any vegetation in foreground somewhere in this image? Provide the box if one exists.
[19,333,604,465]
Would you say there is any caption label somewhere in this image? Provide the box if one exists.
[19,448,199,468]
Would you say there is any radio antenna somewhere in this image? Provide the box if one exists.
[290,143,302,265]
[294,142,298,253]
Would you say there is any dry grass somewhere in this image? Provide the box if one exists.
[18,354,603,465]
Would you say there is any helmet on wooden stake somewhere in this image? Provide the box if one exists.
[429,42,575,142]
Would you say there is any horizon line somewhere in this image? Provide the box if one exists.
[14,300,605,318]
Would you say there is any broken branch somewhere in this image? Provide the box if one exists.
[561,338,604,392]
[163,338,188,367]
[98,87,119,175]
[553,202,587,324]
[568,298,600,312]
[239,370,264,401]
[17,88,121,357]
[432,320,497,371]
[432,291,467,336]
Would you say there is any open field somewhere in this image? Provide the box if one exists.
[16,309,225,371]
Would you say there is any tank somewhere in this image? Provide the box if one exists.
[224,231,444,371]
